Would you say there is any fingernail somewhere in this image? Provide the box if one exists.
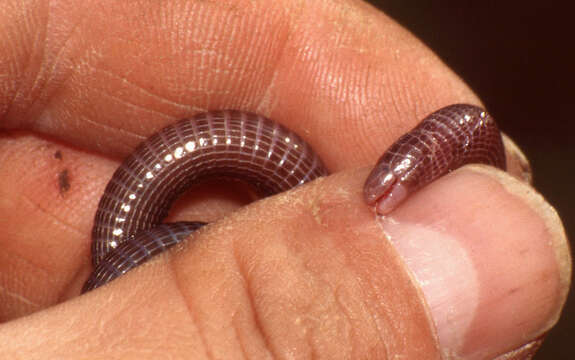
[502,133,533,184]
[493,335,545,360]
[379,165,571,359]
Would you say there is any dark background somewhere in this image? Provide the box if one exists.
[365,1,574,358]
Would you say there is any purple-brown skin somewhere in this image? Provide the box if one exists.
[83,222,205,292]
[83,104,506,293]
[364,104,506,214]
[83,111,329,292]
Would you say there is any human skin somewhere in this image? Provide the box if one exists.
[0,0,570,359]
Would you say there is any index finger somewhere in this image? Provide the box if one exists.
[1,0,479,168]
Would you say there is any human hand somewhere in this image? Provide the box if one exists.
[0,0,570,358]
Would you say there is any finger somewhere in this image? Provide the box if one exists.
[0,0,531,317]
[378,165,570,358]
[0,132,106,319]
[0,166,569,358]
[502,133,533,184]
[0,131,258,319]
[0,0,526,175]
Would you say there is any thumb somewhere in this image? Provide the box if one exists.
[0,167,569,359]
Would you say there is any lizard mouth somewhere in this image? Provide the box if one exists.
[372,180,408,215]
[363,171,409,215]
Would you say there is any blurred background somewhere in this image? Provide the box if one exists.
[366,1,574,358]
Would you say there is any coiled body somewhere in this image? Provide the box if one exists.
[83,104,506,293]
[83,111,328,292]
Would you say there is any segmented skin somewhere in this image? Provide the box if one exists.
[84,104,506,292]
[83,111,328,292]
[83,222,205,292]
[363,104,506,212]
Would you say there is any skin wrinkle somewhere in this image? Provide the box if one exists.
[292,8,420,166]
[0,283,41,308]
[24,3,87,128]
[52,3,208,136]
[2,3,42,121]
[256,69,280,115]
[189,7,231,101]
[82,71,178,121]
[168,253,213,360]
[2,29,25,118]
[332,285,359,357]
[18,191,84,237]
[254,16,291,114]
[324,0,376,52]
[1,244,74,310]
[82,52,195,113]
[233,250,277,359]
[41,9,84,99]
[323,288,355,355]
[337,3,407,113]
[311,194,387,357]
[360,282,390,359]
[333,264,368,354]
[356,235,396,360]
[220,10,286,110]
[171,2,195,55]
[354,61,372,109]
[292,189,362,357]
[0,248,52,286]
[231,310,260,360]
[158,4,278,110]
[217,190,355,358]
[77,114,143,152]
